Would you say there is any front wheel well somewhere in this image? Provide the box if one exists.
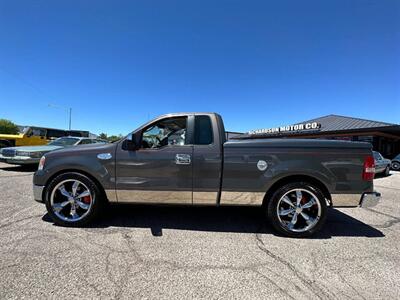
[263,175,332,207]
[44,169,108,202]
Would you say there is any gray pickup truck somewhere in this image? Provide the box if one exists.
[33,113,380,237]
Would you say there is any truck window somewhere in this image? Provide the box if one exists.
[194,116,213,145]
[141,117,187,149]
[31,128,46,137]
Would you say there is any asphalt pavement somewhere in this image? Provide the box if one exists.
[0,162,399,299]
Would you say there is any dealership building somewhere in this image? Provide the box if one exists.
[241,114,400,159]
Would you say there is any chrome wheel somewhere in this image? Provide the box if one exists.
[50,179,94,222]
[276,188,321,233]
[392,162,400,171]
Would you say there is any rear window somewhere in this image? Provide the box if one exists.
[194,116,213,145]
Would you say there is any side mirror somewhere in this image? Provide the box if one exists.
[122,132,141,151]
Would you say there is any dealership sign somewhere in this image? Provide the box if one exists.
[248,122,321,135]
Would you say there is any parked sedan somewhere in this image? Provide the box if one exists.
[0,137,107,165]
[373,151,391,176]
[391,154,400,171]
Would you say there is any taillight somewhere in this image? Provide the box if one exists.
[362,155,375,181]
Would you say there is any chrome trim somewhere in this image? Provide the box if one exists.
[33,185,45,203]
[257,160,268,171]
[105,189,118,202]
[360,192,381,208]
[193,191,219,205]
[116,190,192,204]
[220,191,265,206]
[175,154,191,165]
[97,153,112,160]
[331,193,362,207]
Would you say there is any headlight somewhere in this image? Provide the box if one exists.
[16,151,31,157]
[30,152,42,158]
[38,156,46,170]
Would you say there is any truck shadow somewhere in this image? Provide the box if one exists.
[374,173,392,179]
[0,164,37,172]
[43,205,384,239]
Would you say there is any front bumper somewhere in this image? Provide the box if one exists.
[360,192,381,208]
[0,154,40,165]
[33,184,45,203]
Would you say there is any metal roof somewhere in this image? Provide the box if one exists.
[300,114,396,132]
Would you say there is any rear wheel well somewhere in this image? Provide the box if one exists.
[263,175,331,207]
[44,169,108,202]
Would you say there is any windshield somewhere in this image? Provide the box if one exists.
[48,137,80,146]
[373,151,382,160]
[21,127,30,134]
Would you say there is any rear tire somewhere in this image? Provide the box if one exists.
[267,182,327,238]
[45,172,105,227]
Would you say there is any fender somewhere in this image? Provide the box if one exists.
[33,143,117,191]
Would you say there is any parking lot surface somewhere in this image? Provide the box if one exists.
[0,162,399,299]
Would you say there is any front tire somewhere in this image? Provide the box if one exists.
[267,182,327,238]
[384,166,390,176]
[45,172,104,227]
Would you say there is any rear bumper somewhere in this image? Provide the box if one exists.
[33,185,45,203]
[360,192,381,208]
[331,191,381,207]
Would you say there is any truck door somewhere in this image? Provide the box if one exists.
[192,114,223,205]
[115,116,193,204]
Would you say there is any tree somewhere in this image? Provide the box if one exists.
[108,134,124,142]
[0,119,19,134]
[97,132,124,142]
[98,132,108,140]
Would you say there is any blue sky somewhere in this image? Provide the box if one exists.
[0,1,399,135]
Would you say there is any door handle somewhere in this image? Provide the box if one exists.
[175,154,191,165]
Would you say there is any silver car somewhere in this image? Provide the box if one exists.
[373,151,391,176]
[391,154,400,171]
[0,137,108,165]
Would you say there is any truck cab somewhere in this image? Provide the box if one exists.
[0,127,47,148]
[111,113,224,205]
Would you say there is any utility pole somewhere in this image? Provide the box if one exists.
[69,107,72,130]
[48,104,72,130]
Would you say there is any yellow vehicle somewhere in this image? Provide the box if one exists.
[0,126,89,148]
